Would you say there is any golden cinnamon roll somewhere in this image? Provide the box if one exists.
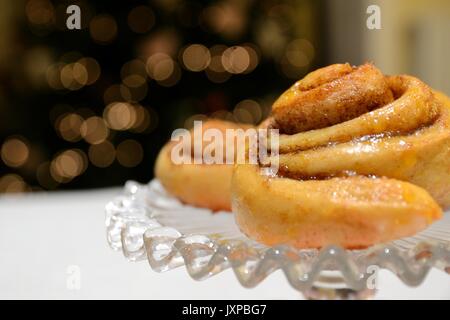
[155,119,251,211]
[232,63,450,249]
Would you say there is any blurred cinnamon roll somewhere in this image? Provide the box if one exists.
[232,63,450,248]
[155,119,251,211]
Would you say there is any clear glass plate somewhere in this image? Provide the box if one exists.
[105,180,450,299]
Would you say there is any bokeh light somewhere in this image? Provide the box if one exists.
[60,62,88,90]
[139,29,180,58]
[285,38,314,67]
[281,38,315,78]
[0,174,29,193]
[46,56,100,91]
[122,74,146,88]
[1,136,30,168]
[78,57,101,85]
[103,102,136,131]
[242,44,259,73]
[146,53,181,86]
[46,62,65,89]
[56,113,84,142]
[200,3,246,39]
[181,44,211,72]
[50,149,87,183]
[222,46,250,74]
[80,116,110,144]
[130,105,152,132]
[146,53,174,81]
[88,141,115,168]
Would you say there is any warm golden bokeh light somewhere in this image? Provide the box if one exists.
[89,14,118,44]
[50,149,87,183]
[88,141,115,168]
[56,113,84,142]
[1,137,30,168]
[139,29,180,58]
[147,53,174,81]
[222,46,250,74]
[182,44,211,72]
[201,3,245,39]
[122,74,146,88]
[80,116,109,144]
[146,53,181,86]
[72,62,89,85]
[158,64,181,87]
[281,38,315,78]
[131,105,152,132]
[242,44,259,73]
[46,62,65,89]
[0,174,29,193]
[127,6,155,34]
[60,62,88,90]
[46,55,98,91]
[116,140,143,167]
[77,57,101,85]
[103,102,136,130]
[285,39,314,67]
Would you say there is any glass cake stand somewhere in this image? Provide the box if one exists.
[105,180,450,299]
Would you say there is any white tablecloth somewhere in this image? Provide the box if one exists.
[0,188,449,300]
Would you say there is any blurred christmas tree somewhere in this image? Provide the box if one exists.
[0,0,325,193]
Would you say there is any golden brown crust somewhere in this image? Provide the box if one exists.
[272,63,394,134]
[232,164,441,249]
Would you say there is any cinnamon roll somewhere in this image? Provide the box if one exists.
[155,119,251,211]
[231,63,450,248]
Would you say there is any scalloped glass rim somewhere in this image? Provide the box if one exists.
[105,180,450,298]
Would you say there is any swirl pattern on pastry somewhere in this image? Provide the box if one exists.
[232,63,450,248]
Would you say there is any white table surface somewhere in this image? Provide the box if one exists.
[0,188,449,300]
